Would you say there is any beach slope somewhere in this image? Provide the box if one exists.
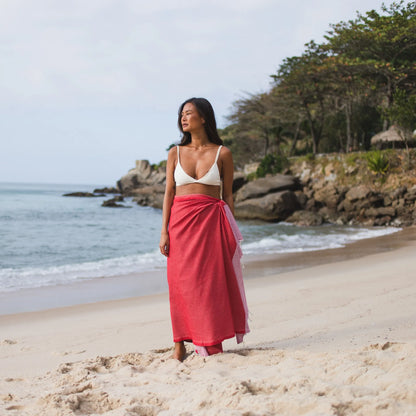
[1,229,415,415]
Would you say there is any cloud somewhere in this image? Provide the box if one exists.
[0,0,311,109]
[0,0,386,183]
[0,0,386,111]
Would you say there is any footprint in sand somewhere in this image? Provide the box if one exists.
[5,405,25,411]
[1,339,17,346]
[5,378,24,383]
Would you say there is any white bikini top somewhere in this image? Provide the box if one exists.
[174,145,222,187]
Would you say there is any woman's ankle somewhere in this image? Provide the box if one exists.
[173,342,186,361]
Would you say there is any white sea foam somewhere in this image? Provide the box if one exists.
[242,226,399,255]
[0,250,165,292]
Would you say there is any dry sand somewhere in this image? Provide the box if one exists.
[1,228,416,415]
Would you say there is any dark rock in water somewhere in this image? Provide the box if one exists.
[234,190,300,221]
[63,192,105,197]
[235,174,300,202]
[93,187,119,194]
[286,210,324,226]
[102,197,129,208]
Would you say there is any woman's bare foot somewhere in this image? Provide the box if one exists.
[172,342,186,361]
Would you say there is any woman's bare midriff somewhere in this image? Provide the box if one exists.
[175,183,221,199]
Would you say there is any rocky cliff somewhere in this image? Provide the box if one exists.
[116,160,166,209]
[286,150,416,227]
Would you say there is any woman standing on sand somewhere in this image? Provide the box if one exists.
[159,97,249,361]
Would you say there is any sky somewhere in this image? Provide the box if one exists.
[0,0,387,185]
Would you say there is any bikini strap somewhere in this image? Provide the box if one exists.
[176,145,180,162]
[215,145,223,163]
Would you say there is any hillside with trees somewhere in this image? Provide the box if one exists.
[221,1,416,170]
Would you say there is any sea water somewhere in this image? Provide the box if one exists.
[0,182,399,294]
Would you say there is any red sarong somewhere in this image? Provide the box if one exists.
[167,194,249,347]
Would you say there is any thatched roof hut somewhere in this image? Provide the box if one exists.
[371,126,416,149]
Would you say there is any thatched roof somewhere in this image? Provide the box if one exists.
[371,126,414,145]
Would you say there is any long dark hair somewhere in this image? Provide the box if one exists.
[178,97,223,146]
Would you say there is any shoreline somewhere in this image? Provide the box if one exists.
[243,225,416,279]
[0,226,413,316]
[1,227,415,414]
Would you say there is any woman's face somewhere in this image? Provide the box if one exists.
[181,102,205,133]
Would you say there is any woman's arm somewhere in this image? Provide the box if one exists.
[159,147,177,257]
[220,147,235,216]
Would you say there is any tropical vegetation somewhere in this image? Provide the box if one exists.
[221,1,416,170]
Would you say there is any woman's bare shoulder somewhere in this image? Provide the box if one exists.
[167,146,178,158]
[219,145,232,158]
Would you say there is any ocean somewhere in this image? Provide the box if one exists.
[0,182,400,295]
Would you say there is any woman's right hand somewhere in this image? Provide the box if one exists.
[159,232,170,257]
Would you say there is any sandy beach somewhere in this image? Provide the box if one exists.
[1,228,416,415]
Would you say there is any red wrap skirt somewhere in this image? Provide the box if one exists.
[167,194,249,347]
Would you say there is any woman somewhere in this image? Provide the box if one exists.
[159,97,249,361]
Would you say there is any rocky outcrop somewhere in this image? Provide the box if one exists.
[63,192,105,197]
[235,174,300,202]
[234,174,301,221]
[288,153,416,227]
[299,181,415,227]
[232,172,247,193]
[313,183,343,210]
[131,185,165,210]
[286,210,323,226]
[234,190,300,221]
[117,160,166,194]
[93,187,119,194]
[102,196,129,208]
[114,160,167,207]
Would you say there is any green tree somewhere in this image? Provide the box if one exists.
[227,91,285,158]
[321,55,380,152]
[271,41,333,154]
[324,1,416,129]
[226,1,416,163]
[385,88,416,167]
